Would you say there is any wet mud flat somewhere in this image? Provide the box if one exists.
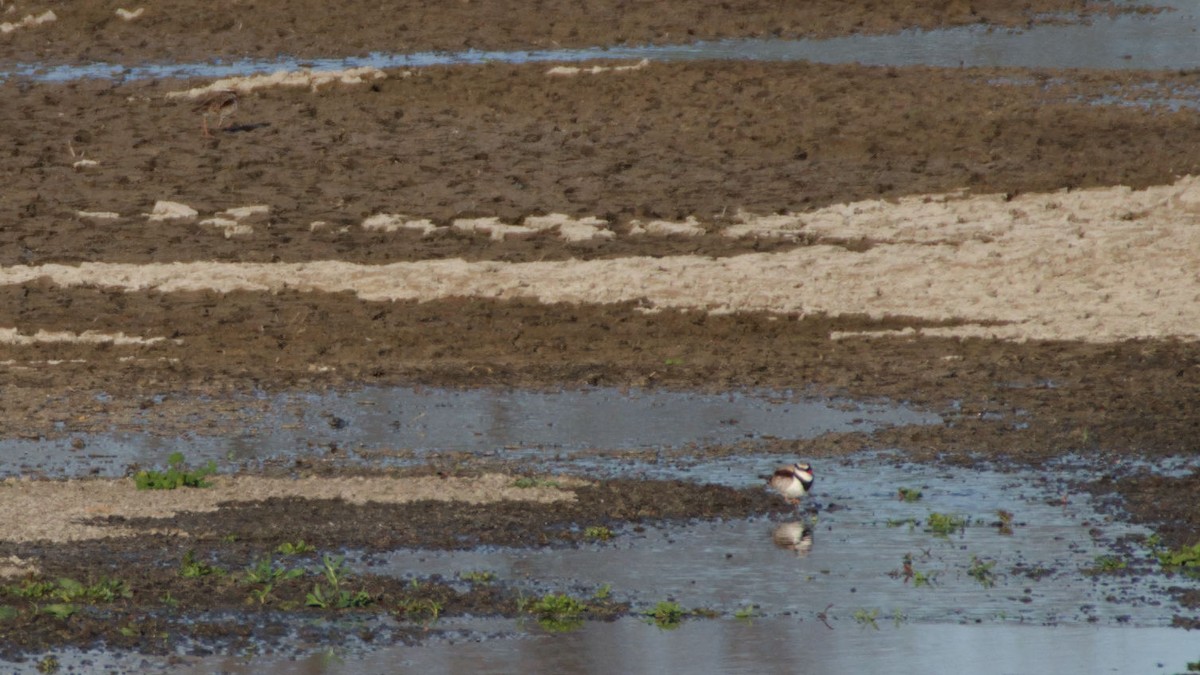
[8,61,1200,264]
[2,0,1200,668]
[0,452,1198,671]
[0,475,784,661]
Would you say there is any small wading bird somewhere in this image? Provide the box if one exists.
[768,462,814,504]
[193,89,238,137]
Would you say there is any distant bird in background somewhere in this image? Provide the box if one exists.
[194,89,238,137]
[768,462,814,505]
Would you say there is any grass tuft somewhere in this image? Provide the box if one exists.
[135,452,216,490]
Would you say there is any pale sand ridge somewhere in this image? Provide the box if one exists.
[6,178,1200,343]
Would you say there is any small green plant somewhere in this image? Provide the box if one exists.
[319,554,347,588]
[852,608,880,630]
[241,556,303,605]
[1085,555,1127,575]
[645,601,685,630]
[663,357,684,366]
[0,606,18,621]
[276,540,316,555]
[11,580,56,599]
[397,597,443,626]
[53,578,90,603]
[459,570,497,585]
[160,592,179,609]
[306,584,372,609]
[996,510,1015,535]
[734,606,756,623]
[243,556,303,586]
[246,586,271,605]
[584,525,614,541]
[306,555,373,609]
[512,477,561,489]
[1154,541,1200,575]
[76,578,130,603]
[41,603,77,620]
[10,577,130,604]
[926,512,967,537]
[593,584,612,600]
[895,553,937,587]
[526,593,587,632]
[896,487,923,503]
[886,517,918,529]
[179,550,225,578]
[36,655,60,674]
[135,452,216,490]
[968,556,998,588]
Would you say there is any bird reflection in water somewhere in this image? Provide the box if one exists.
[771,522,814,557]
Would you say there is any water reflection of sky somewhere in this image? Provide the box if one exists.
[360,457,1189,628]
[2,9,1199,82]
[0,387,939,478]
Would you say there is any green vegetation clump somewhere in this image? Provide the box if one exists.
[523,593,588,632]
[135,452,216,490]
[968,556,998,587]
[241,556,304,605]
[852,608,880,629]
[8,577,130,603]
[913,569,937,587]
[306,555,373,609]
[179,550,226,578]
[645,601,685,630]
[584,525,614,541]
[397,597,442,625]
[1084,555,1127,576]
[926,512,967,537]
[459,570,497,585]
[1,576,132,624]
[896,487,923,503]
[276,540,316,555]
[1154,541,1200,575]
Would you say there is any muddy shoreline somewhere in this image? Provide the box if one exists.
[0,0,1152,65]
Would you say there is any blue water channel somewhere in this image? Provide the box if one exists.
[2,6,1198,83]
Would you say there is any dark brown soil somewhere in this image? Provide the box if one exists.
[7,63,1200,266]
[96,479,790,549]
